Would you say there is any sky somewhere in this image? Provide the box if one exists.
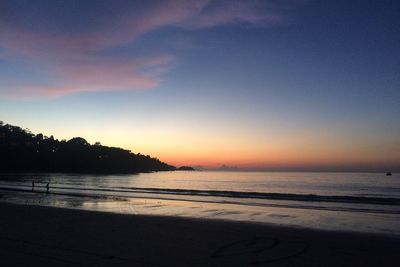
[0,0,399,171]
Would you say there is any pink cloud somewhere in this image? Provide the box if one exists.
[0,0,295,99]
[0,1,212,57]
[0,54,174,99]
[49,55,174,96]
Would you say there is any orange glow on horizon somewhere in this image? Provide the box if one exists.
[15,120,400,171]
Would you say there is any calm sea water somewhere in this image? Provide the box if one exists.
[1,171,400,235]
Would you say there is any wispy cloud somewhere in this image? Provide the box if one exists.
[183,0,283,28]
[0,54,174,99]
[0,0,298,99]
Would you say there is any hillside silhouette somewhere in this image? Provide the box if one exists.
[0,121,176,174]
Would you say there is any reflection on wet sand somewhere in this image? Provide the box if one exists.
[1,189,400,235]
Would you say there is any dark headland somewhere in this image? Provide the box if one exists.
[0,121,175,174]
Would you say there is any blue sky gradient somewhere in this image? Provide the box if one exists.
[1,0,399,170]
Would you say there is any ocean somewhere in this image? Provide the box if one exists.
[1,171,399,235]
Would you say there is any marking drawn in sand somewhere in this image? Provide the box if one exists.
[211,236,308,265]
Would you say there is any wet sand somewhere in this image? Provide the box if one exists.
[1,202,399,266]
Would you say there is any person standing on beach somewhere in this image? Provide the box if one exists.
[32,181,35,191]
[46,183,50,194]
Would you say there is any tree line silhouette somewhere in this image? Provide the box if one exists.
[0,121,176,173]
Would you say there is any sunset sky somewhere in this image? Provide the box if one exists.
[0,0,399,171]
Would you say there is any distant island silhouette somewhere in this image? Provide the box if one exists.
[176,166,195,171]
[0,121,177,174]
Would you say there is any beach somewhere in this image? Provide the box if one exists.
[1,202,399,266]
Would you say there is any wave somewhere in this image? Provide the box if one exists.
[116,186,400,205]
[1,184,400,206]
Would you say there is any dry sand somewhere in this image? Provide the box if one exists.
[0,202,399,266]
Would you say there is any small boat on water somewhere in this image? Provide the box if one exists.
[386,172,392,176]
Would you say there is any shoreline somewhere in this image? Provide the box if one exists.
[3,184,400,206]
[2,185,400,236]
[1,202,400,266]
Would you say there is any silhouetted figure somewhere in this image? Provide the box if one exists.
[46,183,50,194]
[32,181,35,191]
